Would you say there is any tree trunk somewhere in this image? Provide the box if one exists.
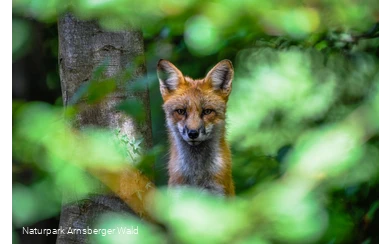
[56,13,153,244]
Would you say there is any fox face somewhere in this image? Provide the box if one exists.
[157,59,234,146]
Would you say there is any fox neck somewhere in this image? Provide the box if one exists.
[170,126,225,185]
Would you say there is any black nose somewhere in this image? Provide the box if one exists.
[188,130,199,139]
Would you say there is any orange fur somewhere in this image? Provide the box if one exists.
[158,59,235,196]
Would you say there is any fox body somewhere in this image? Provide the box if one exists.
[157,59,235,196]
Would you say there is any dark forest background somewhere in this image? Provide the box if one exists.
[13,1,379,243]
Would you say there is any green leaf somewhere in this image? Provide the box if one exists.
[69,82,90,105]
[86,79,117,104]
[366,201,379,220]
[116,100,146,123]
[135,138,144,147]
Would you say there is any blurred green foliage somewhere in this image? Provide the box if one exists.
[13,0,378,243]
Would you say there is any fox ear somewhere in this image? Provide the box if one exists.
[157,59,184,95]
[205,60,234,96]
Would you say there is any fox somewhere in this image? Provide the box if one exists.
[157,59,235,196]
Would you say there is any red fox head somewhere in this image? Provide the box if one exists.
[157,59,234,146]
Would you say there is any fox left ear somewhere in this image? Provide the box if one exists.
[157,59,184,97]
[205,60,234,96]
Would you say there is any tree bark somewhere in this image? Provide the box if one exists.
[56,13,153,244]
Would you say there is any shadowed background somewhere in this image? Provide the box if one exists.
[13,0,378,243]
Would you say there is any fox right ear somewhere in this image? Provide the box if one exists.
[157,59,184,96]
[205,59,234,97]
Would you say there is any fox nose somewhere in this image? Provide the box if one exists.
[187,130,199,139]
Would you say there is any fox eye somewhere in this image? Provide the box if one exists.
[176,109,186,115]
[202,109,213,115]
